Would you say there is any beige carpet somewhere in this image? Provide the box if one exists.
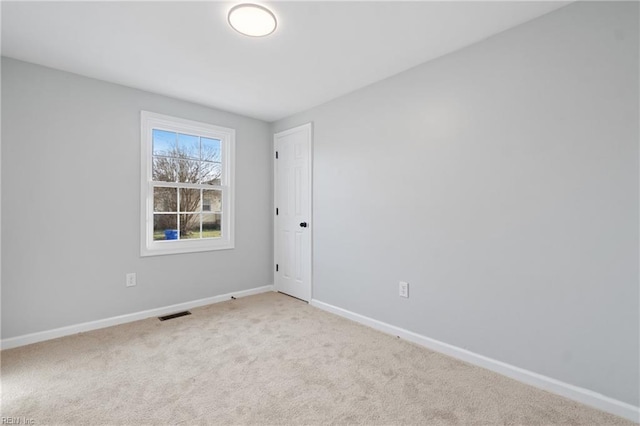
[1,292,635,425]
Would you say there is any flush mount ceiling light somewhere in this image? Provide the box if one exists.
[228,4,277,37]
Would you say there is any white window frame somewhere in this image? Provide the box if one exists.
[140,111,235,256]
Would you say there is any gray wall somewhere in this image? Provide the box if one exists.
[1,58,273,339]
[274,1,639,406]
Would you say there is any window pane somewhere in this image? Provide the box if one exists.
[179,188,201,212]
[203,189,221,213]
[201,162,222,185]
[180,214,201,239]
[202,213,221,239]
[154,187,177,212]
[178,133,200,160]
[153,130,176,156]
[154,214,177,241]
[176,159,201,183]
[201,138,221,162]
[153,156,179,182]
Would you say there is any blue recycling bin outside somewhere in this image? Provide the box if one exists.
[164,229,178,240]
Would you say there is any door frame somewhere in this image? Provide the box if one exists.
[273,122,313,301]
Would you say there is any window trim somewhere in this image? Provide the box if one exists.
[140,111,235,257]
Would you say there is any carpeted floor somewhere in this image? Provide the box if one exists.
[1,292,635,425]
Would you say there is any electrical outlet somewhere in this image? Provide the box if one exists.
[399,281,409,298]
[126,273,137,287]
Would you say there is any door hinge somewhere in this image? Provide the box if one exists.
[276,207,279,215]
[276,264,279,272]
[275,151,279,159]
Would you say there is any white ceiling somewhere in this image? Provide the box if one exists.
[1,1,569,122]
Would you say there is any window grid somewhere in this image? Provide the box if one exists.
[151,186,224,241]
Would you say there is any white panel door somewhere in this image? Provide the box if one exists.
[274,123,312,302]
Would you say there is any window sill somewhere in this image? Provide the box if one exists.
[141,240,234,257]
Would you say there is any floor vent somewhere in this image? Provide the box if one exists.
[158,311,191,321]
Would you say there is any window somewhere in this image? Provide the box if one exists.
[140,111,235,256]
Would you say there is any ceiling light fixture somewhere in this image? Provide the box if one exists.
[228,4,277,37]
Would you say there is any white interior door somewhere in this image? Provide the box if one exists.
[274,123,312,302]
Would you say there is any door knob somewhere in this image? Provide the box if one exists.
[300,222,308,228]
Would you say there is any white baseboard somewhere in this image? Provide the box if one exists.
[310,299,640,423]
[1,285,274,351]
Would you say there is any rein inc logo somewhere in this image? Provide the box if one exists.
[1,418,35,425]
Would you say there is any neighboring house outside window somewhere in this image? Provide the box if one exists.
[140,111,235,256]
